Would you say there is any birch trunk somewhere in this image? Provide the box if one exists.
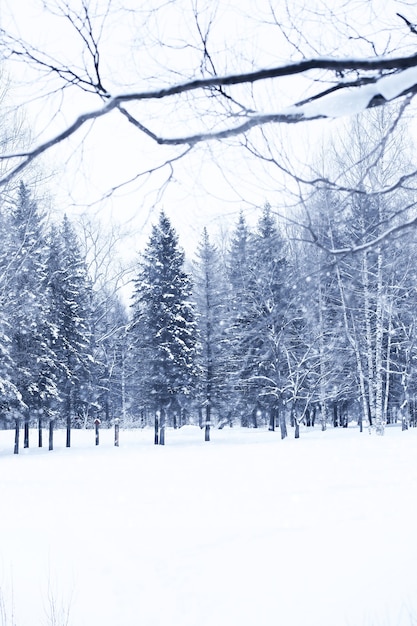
[334,258,368,430]
[374,249,385,435]
[317,279,327,431]
[362,250,376,429]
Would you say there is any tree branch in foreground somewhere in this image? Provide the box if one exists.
[3,50,417,185]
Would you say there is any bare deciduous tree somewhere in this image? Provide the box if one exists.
[1,0,417,202]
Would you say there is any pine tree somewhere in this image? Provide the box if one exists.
[130,210,198,443]
[193,228,229,440]
[226,211,253,425]
[7,182,58,446]
[227,206,288,428]
[45,216,93,444]
[0,201,22,428]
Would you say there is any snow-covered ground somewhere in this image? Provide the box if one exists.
[1,424,417,626]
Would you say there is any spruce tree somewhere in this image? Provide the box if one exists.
[227,205,288,428]
[130,210,197,443]
[45,216,93,443]
[193,228,229,439]
[7,183,58,445]
[0,202,22,427]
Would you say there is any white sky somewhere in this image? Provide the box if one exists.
[1,0,417,262]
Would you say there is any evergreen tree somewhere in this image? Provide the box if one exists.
[193,228,229,439]
[226,211,253,424]
[130,211,198,443]
[7,183,58,444]
[227,205,288,428]
[0,200,22,427]
[45,216,93,442]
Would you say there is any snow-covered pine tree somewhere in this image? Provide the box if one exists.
[7,182,58,447]
[45,216,93,444]
[226,211,253,425]
[0,200,22,431]
[227,206,288,429]
[193,228,229,440]
[130,210,198,444]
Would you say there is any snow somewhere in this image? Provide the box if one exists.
[1,424,417,626]
[281,67,417,121]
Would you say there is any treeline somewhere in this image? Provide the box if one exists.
[2,178,417,444]
[2,108,417,441]
[0,182,128,443]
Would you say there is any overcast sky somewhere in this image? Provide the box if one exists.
[2,0,417,260]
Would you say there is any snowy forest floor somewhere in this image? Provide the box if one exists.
[1,424,417,626]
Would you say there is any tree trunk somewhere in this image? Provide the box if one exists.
[154,414,159,445]
[333,403,338,428]
[24,417,29,448]
[363,250,377,431]
[294,419,300,439]
[279,411,287,440]
[66,414,71,448]
[318,279,328,431]
[205,403,211,442]
[333,247,369,429]
[114,419,120,447]
[49,420,54,450]
[269,407,275,431]
[95,419,100,445]
[159,408,165,445]
[374,249,385,435]
[14,418,20,454]
[38,416,43,447]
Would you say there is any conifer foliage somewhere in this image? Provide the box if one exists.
[45,216,93,442]
[129,211,198,443]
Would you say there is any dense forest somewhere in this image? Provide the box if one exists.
[2,108,417,444]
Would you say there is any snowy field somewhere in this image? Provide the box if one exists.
[1,424,417,626]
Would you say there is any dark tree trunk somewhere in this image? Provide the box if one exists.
[95,419,100,445]
[104,390,110,423]
[252,406,258,428]
[269,407,275,431]
[14,418,20,454]
[279,411,287,440]
[24,417,29,448]
[173,413,177,429]
[367,402,373,426]
[159,408,165,445]
[205,403,211,442]
[312,405,316,427]
[333,403,338,427]
[114,419,120,446]
[305,408,311,427]
[294,419,300,439]
[154,414,159,445]
[66,414,71,448]
[198,406,203,428]
[49,420,54,450]
[38,416,43,447]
